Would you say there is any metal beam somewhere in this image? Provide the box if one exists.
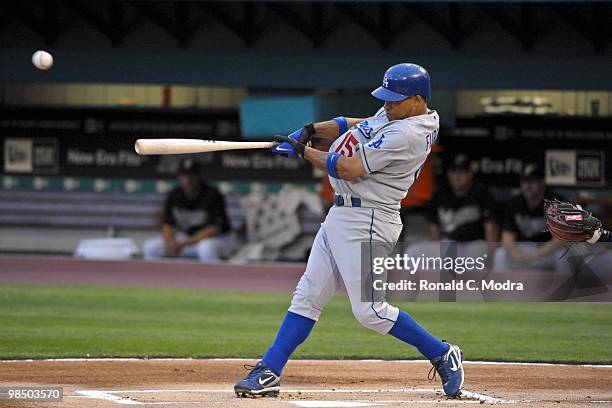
[335,3,391,49]
[551,3,607,53]
[310,3,327,49]
[174,2,195,47]
[0,2,48,42]
[108,1,128,47]
[591,3,610,53]
[378,3,391,50]
[0,12,6,34]
[63,0,128,47]
[129,1,194,47]
[42,0,61,45]
[477,4,535,51]
[266,3,325,48]
[404,4,465,50]
[242,2,257,48]
[199,2,259,47]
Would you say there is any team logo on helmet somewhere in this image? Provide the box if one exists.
[382,77,389,88]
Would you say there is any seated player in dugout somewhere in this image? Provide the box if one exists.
[493,163,566,271]
[142,159,231,262]
[405,153,499,264]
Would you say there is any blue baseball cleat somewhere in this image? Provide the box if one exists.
[428,343,464,397]
[234,361,280,398]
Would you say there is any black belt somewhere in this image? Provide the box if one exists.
[334,195,361,207]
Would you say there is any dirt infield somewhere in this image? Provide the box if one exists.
[1,359,610,408]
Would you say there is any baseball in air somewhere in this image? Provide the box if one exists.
[32,50,54,70]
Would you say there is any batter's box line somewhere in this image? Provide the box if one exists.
[287,401,487,407]
[70,391,200,405]
[71,388,517,405]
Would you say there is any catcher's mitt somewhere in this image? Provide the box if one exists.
[544,199,602,242]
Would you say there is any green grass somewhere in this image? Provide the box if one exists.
[0,284,611,363]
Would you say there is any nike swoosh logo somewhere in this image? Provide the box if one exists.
[449,353,459,372]
[258,375,275,386]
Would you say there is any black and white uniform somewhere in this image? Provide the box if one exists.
[143,182,231,261]
[493,192,564,271]
[405,181,496,262]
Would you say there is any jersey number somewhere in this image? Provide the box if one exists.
[335,132,359,157]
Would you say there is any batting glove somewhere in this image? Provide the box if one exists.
[271,124,315,157]
[273,135,305,159]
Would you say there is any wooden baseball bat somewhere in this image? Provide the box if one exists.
[134,139,275,155]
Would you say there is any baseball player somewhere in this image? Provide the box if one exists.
[493,164,566,271]
[234,63,464,398]
[143,159,231,261]
[405,153,498,265]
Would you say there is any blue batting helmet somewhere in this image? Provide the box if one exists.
[371,63,431,102]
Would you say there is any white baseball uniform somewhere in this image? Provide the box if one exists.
[289,107,440,334]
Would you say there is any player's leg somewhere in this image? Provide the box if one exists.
[327,209,449,358]
[260,230,342,371]
[457,240,489,259]
[493,246,512,271]
[142,236,166,260]
[234,225,342,397]
[326,207,463,396]
[173,233,229,261]
[194,236,224,261]
[169,232,199,259]
[404,240,442,271]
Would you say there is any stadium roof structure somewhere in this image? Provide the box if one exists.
[1,1,609,53]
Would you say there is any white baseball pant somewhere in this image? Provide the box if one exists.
[289,205,403,334]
